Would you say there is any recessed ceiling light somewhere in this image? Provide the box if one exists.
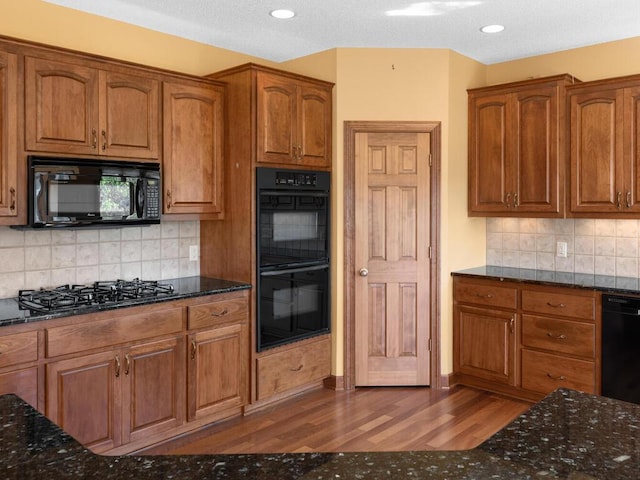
[270,9,295,19]
[480,24,505,33]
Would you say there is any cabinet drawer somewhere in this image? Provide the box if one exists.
[521,289,595,320]
[521,349,595,394]
[0,331,38,368]
[46,307,183,357]
[522,315,595,358]
[257,337,330,400]
[188,296,248,330]
[454,279,517,310]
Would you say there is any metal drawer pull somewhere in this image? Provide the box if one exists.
[547,332,567,339]
[290,364,304,372]
[546,302,566,308]
[477,293,494,298]
[115,354,121,378]
[124,354,130,375]
[211,308,229,317]
[546,373,566,381]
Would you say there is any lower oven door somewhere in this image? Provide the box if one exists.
[258,263,330,351]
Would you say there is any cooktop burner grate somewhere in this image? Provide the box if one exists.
[17,279,174,313]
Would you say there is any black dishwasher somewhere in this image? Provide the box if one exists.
[601,294,640,404]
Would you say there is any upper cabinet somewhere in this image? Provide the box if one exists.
[568,76,640,217]
[0,49,19,223]
[468,75,577,217]
[162,79,224,217]
[24,55,160,159]
[257,71,332,168]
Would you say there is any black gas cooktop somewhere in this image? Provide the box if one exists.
[17,279,174,313]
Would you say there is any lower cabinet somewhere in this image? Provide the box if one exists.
[188,322,248,421]
[452,275,599,401]
[0,367,39,408]
[46,336,185,453]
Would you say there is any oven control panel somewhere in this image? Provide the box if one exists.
[275,171,317,186]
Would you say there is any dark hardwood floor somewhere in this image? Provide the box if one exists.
[143,386,532,455]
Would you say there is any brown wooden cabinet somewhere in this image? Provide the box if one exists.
[453,277,517,386]
[162,79,224,217]
[45,336,185,454]
[257,71,332,168]
[468,75,576,217]
[452,275,599,401]
[0,49,19,223]
[186,292,249,421]
[568,75,640,216]
[0,330,39,408]
[24,55,160,159]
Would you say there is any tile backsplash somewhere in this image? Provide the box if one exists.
[487,218,640,278]
[0,221,200,298]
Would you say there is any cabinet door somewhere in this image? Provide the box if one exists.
[0,367,38,409]
[625,86,640,212]
[570,87,624,213]
[454,305,516,385]
[256,73,297,164]
[163,81,224,216]
[187,323,248,421]
[513,86,561,214]
[298,84,332,168]
[25,56,99,154]
[0,51,18,220]
[468,93,511,213]
[100,71,159,159]
[121,337,185,444]
[46,351,121,452]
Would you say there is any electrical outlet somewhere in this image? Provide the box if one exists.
[189,245,199,262]
[556,241,568,258]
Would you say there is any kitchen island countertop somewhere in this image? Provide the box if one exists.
[1,388,638,479]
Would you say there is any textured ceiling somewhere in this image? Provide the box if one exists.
[43,0,640,64]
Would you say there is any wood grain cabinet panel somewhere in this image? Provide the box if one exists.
[468,75,576,217]
[187,296,248,330]
[257,71,332,168]
[0,331,38,368]
[453,278,518,310]
[568,76,640,216]
[521,349,595,394]
[0,367,38,408]
[25,56,160,159]
[521,315,595,357]
[521,289,595,320]
[0,49,19,223]
[162,80,224,217]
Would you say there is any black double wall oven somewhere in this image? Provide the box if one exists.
[256,167,330,351]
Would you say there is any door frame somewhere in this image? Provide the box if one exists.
[343,120,442,390]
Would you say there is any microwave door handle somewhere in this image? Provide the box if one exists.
[134,180,143,218]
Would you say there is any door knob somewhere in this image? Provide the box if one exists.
[359,268,369,277]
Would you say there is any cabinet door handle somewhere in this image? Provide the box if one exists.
[617,191,622,209]
[101,129,107,151]
[92,128,97,149]
[124,354,130,375]
[290,364,304,372]
[115,354,121,378]
[547,332,567,339]
[166,190,172,210]
[191,340,197,360]
[9,187,15,211]
[546,373,566,381]
[546,302,566,308]
[627,191,632,208]
[505,193,511,208]
[211,308,229,317]
[298,145,303,161]
[509,317,515,333]
[513,192,519,207]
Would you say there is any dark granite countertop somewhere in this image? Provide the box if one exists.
[453,265,640,295]
[1,388,638,479]
[0,276,251,328]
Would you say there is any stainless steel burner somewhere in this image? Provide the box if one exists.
[17,279,174,313]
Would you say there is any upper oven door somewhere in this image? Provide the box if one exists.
[257,190,329,268]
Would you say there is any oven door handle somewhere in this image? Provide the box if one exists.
[259,190,328,198]
[260,264,329,277]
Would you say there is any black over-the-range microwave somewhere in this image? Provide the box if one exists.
[19,156,161,228]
